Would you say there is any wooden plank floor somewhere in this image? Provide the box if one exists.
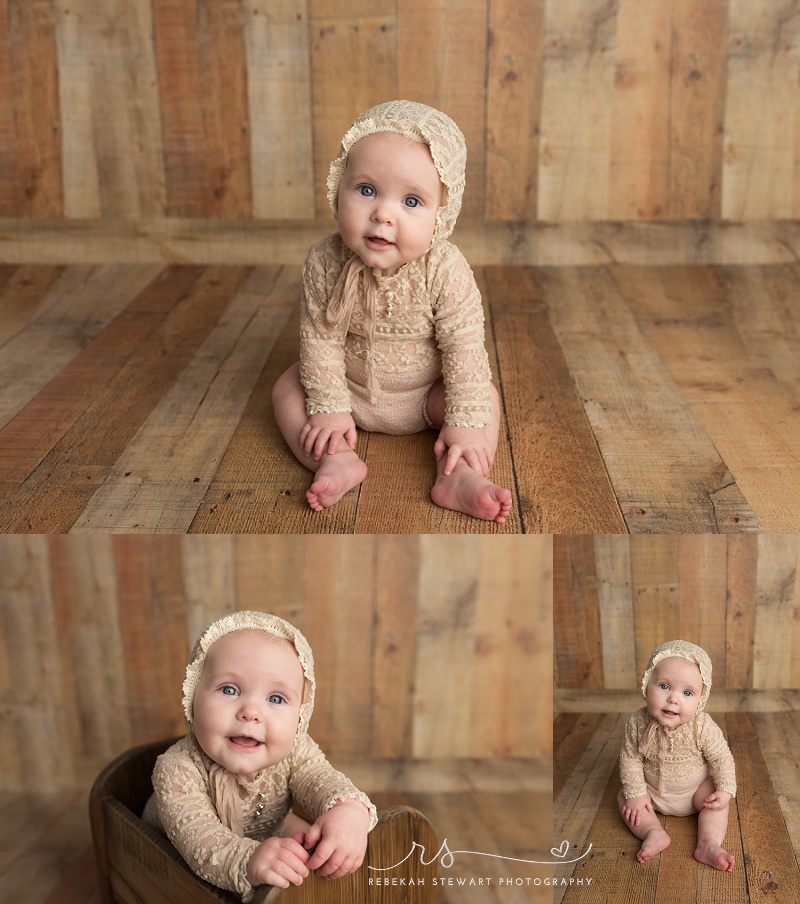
[1,262,799,533]
[553,712,800,903]
[0,788,551,904]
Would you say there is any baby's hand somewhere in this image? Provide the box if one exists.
[300,412,357,461]
[246,834,309,889]
[621,793,653,827]
[303,799,371,879]
[435,425,495,478]
[702,790,732,810]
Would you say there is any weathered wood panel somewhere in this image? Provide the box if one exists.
[554,534,800,696]
[0,534,552,792]
[554,712,800,904]
[1,0,797,228]
[0,263,798,533]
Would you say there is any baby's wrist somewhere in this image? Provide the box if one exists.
[333,797,369,813]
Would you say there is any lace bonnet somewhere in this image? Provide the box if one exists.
[182,611,315,737]
[326,99,467,246]
[641,639,712,712]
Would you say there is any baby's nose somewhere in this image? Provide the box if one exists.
[371,201,393,223]
[238,701,261,720]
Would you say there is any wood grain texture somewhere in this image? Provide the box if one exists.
[55,0,165,217]
[4,219,800,266]
[485,266,625,533]
[729,712,800,902]
[555,712,800,904]
[485,0,544,219]
[245,0,315,219]
[669,0,728,218]
[1,787,551,904]
[555,534,800,697]
[609,0,673,220]
[540,266,759,532]
[0,534,551,793]
[6,0,63,216]
[615,264,800,531]
[538,0,617,222]
[0,263,798,533]
[1,1,799,224]
[723,0,800,219]
[555,688,800,713]
[309,10,396,218]
[398,0,487,220]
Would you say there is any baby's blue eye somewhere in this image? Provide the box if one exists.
[683,689,693,696]
[659,683,669,690]
[357,185,375,197]
[404,197,421,208]
[268,694,285,705]
[221,685,237,696]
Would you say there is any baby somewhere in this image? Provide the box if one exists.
[143,611,376,901]
[272,100,512,524]
[617,640,736,871]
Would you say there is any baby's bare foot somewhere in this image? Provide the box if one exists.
[431,460,512,524]
[637,828,670,863]
[694,841,735,871]
[307,451,367,511]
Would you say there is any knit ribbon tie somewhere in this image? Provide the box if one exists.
[324,255,378,403]
[639,719,663,761]
[208,761,244,836]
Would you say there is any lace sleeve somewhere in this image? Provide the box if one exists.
[698,715,737,797]
[288,735,378,829]
[619,711,648,799]
[151,743,259,902]
[299,241,352,416]
[431,245,493,428]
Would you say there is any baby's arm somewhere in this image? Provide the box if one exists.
[618,709,650,821]
[246,835,310,889]
[699,713,737,801]
[298,241,355,452]
[431,249,494,472]
[152,742,261,899]
[303,799,372,878]
[288,735,378,879]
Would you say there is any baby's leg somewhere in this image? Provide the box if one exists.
[692,779,735,871]
[272,363,367,510]
[616,789,671,863]
[426,380,512,524]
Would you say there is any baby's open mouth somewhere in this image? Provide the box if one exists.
[229,736,262,747]
[366,236,393,247]
[662,710,678,717]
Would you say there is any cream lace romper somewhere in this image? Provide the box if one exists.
[300,233,493,434]
[620,708,737,817]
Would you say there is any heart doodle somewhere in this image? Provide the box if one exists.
[551,840,569,858]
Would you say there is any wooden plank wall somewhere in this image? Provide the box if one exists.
[554,535,800,707]
[0,534,552,793]
[1,0,800,226]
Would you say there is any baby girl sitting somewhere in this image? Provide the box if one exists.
[272,100,511,524]
[143,612,376,900]
[618,640,736,871]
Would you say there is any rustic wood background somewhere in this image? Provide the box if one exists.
[554,711,800,904]
[2,0,800,264]
[0,533,553,793]
[554,534,800,708]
